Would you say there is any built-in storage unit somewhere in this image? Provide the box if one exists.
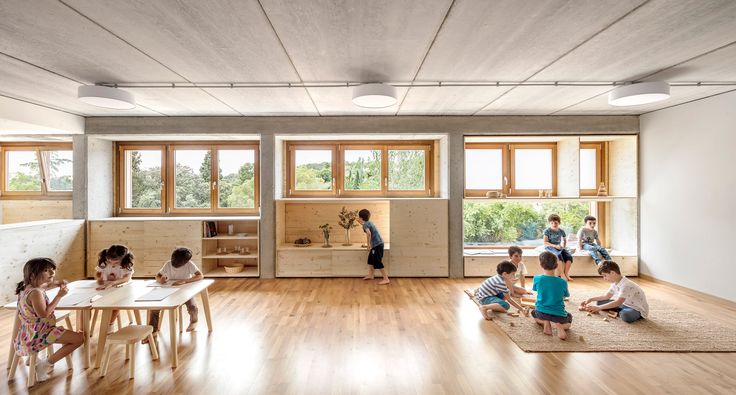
[276,199,448,277]
[87,217,260,278]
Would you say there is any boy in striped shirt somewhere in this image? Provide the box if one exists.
[476,261,527,320]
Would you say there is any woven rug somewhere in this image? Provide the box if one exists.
[464,289,736,352]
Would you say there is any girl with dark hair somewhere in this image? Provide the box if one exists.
[15,258,84,382]
[96,245,135,332]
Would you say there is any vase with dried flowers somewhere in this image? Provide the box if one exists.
[319,223,332,248]
[337,206,359,246]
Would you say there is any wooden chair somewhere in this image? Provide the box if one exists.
[7,312,74,387]
[89,309,136,337]
[100,325,158,380]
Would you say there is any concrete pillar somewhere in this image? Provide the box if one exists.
[448,132,464,278]
[72,135,88,219]
[86,137,114,219]
[259,132,275,278]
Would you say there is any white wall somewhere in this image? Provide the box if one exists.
[640,91,736,301]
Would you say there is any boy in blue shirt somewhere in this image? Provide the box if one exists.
[358,209,389,285]
[532,251,573,340]
[543,214,574,281]
[476,261,527,320]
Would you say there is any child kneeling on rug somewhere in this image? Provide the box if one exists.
[580,261,649,323]
[531,252,573,340]
[476,261,526,320]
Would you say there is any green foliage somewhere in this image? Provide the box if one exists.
[388,150,425,190]
[7,171,41,191]
[7,153,72,192]
[295,162,332,190]
[129,151,162,208]
[464,201,591,246]
[344,151,381,190]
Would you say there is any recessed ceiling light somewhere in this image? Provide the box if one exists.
[78,85,136,110]
[352,83,397,108]
[608,81,670,106]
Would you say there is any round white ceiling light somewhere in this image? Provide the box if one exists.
[352,83,397,108]
[78,85,136,110]
[608,81,670,106]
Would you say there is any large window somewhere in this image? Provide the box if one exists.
[117,142,259,215]
[580,142,606,196]
[286,142,433,197]
[0,143,73,199]
[465,143,556,197]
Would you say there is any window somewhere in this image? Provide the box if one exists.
[580,142,606,196]
[0,143,73,199]
[465,143,556,197]
[117,142,259,215]
[286,141,433,197]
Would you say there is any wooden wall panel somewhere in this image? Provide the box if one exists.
[282,201,390,245]
[0,220,85,304]
[87,220,145,277]
[276,248,389,277]
[0,200,73,224]
[389,199,448,277]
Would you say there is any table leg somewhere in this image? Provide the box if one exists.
[168,308,178,368]
[95,310,113,368]
[200,288,213,332]
[7,314,20,370]
[134,310,142,325]
[81,310,91,369]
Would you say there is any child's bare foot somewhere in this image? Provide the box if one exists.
[555,323,567,340]
[378,278,390,285]
[565,276,574,282]
[479,308,494,320]
[186,321,197,332]
[362,276,374,280]
[543,321,552,336]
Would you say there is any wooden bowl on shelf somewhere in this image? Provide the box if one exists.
[224,264,244,274]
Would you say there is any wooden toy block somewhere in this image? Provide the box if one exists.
[603,317,609,322]
[586,312,592,316]
[507,312,520,317]
[520,301,535,308]
[607,311,619,319]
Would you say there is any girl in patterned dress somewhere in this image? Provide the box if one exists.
[96,245,135,332]
[15,258,84,382]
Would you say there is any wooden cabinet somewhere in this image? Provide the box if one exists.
[201,219,259,277]
[276,245,389,277]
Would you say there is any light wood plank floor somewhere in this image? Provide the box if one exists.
[2,277,735,394]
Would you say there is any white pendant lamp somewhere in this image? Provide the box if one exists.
[608,81,670,106]
[352,83,397,108]
[78,85,136,109]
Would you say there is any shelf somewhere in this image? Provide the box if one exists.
[278,243,390,251]
[202,235,258,240]
[202,253,259,259]
[204,266,259,278]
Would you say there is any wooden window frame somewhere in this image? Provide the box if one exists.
[0,143,73,200]
[464,142,557,197]
[579,142,608,197]
[285,141,434,198]
[116,142,260,216]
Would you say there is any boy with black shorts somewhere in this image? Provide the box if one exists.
[358,209,389,285]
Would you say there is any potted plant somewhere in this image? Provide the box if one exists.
[319,223,332,248]
[337,206,360,246]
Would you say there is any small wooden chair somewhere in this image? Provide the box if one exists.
[7,312,74,387]
[100,325,158,380]
[89,309,136,337]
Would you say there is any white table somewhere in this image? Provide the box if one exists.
[91,279,214,369]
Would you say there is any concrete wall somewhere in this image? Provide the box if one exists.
[640,91,736,301]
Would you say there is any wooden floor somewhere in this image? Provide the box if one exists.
[2,277,736,394]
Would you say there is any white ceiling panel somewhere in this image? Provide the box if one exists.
[260,0,452,81]
[64,0,300,82]
[477,85,613,115]
[125,88,240,116]
[418,0,645,80]
[0,55,159,116]
[532,0,736,81]
[0,0,183,83]
[398,86,509,115]
[203,88,318,116]
[306,87,409,116]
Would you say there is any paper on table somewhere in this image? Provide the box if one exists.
[145,280,176,287]
[135,287,179,302]
[59,292,99,306]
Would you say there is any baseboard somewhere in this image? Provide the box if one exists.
[639,273,736,308]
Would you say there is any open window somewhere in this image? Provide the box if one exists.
[1,143,73,199]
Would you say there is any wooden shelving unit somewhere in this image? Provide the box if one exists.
[202,219,260,278]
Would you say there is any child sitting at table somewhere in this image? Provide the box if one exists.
[15,258,84,382]
[145,247,203,341]
[96,244,135,332]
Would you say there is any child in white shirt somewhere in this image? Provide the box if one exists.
[581,261,649,323]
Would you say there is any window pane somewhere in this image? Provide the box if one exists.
[388,149,425,190]
[464,201,591,247]
[124,150,162,208]
[344,149,381,191]
[295,150,332,190]
[6,151,41,192]
[174,149,211,208]
[43,151,73,191]
[580,148,597,190]
[465,149,502,190]
[514,149,552,190]
[218,149,255,208]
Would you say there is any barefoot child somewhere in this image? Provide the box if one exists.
[96,245,135,332]
[577,215,611,266]
[581,261,648,323]
[531,252,573,340]
[476,261,527,320]
[15,258,84,382]
[543,214,574,281]
[508,246,531,297]
[358,209,389,285]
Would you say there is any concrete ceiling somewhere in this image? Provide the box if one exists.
[0,0,735,117]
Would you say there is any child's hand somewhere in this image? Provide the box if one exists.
[588,306,601,313]
[580,300,589,307]
[172,280,187,286]
[157,276,168,284]
[96,278,105,285]
[96,283,111,291]
[58,284,69,298]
